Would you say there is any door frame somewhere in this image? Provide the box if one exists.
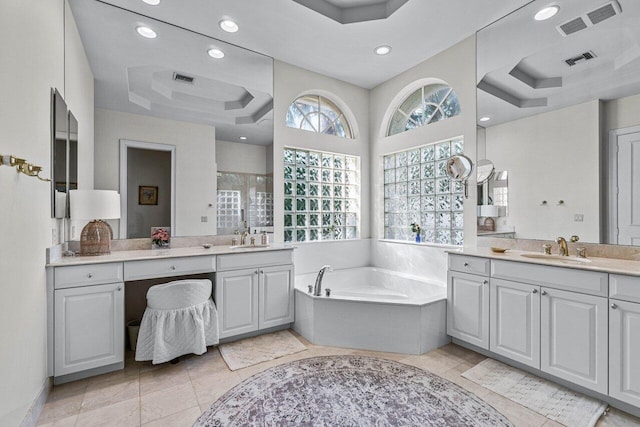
[119,139,176,239]
[608,125,640,244]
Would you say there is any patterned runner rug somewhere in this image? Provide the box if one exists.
[218,330,307,371]
[462,358,607,427]
[195,355,513,426]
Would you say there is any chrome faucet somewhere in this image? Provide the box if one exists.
[556,237,568,256]
[240,231,248,245]
[313,265,332,296]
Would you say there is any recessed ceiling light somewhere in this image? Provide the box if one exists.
[141,0,160,5]
[374,45,392,55]
[136,26,157,39]
[239,136,247,140]
[479,116,491,122]
[534,5,559,21]
[219,19,239,33]
[207,48,225,59]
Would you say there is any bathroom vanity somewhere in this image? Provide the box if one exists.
[46,245,294,383]
[447,249,640,412]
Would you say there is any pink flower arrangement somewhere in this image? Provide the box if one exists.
[151,227,170,248]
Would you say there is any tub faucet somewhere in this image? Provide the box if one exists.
[313,265,332,296]
[556,237,568,256]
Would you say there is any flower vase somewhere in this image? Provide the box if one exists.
[150,226,171,249]
[415,234,421,243]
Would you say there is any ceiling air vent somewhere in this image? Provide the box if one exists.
[587,1,621,25]
[557,1,621,37]
[564,51,597,67]
[173,73,194,84]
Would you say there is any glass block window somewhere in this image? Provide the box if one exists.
[383,138,464,245]
[249,192,273,229]
[387,84,461,136]
[284,147,360,242]
[217,190,242,231]
[285,95,353,139]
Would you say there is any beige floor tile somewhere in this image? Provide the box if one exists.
[306,345,355,357]
[185,349,230,380]
[81,377,139,412]
[142,406,202,427]
[36,414,78,427]
[542,419,566,427]
[481,391,548,427]
[191,370,243,412]
[76,397,140,427]
[399,348,464,374]
[438,360,492,399]
[140,381,198,424]
[139,362,190,396]
[289,330,312,346]
[37,385,86,425]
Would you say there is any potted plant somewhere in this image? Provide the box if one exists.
[410,223,421,243]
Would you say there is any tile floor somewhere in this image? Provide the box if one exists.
[36,332,640,426]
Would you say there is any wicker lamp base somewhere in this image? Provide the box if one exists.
[80,220,113,256]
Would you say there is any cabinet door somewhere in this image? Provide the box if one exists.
[216,269,259,338]
[541,288,608,394]
[259,265,294,329]
[490,279,540,368]
[54,283,124,376]
[610,300,640,407]
[447,271,489,349]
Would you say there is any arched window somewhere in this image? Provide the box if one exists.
[286,95,353,139]
[387,84,461,136]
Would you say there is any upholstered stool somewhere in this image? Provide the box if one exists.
[135,279,219,364]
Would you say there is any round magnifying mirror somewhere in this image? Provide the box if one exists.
[477,159,495,184]
[445,154,473,181]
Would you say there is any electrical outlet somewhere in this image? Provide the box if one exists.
[201,216,208,223]
[574,214,584,222]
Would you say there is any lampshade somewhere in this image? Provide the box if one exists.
[70,190,120,220]
[479,205,500,217]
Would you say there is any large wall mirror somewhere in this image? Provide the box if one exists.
[477,0,640,245]
[51,89,78,219]
[68,0,274,239]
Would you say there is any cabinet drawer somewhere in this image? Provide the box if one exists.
[55,263,123,289]
[124,256,215,281]
[492,260,608,296]
[217,250,293,271]
[448,254,490,276]
[610,274,640,303]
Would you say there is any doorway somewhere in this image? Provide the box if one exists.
[609,127,640,245]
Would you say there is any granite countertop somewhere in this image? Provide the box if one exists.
[47,244,296,267]
[448,247,640,277]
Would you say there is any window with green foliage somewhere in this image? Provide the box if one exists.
[383,138,464,245]
[284,148,360,242]
[285,95,353,139]
[388,84,461,136]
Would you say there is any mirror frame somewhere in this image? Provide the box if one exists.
[51,88,69,219]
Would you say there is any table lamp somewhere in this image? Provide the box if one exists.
[70,190,121,256]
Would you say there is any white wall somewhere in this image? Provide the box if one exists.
[0,1,93,425]
[273,60,371,242]
[94,108,217,237]
[604,92,640,132]
[368,36,477,275]
[293,240,372,275]
[485,100,600,241]
[216,140,269,175]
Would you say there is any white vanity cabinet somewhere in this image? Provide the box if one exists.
[447,255,490,349]
[609,274,640,407]
[53,263,124,377]
[490,278,540,369]
[540,287,608,394]
[216,251,294,339]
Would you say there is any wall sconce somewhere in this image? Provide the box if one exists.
[1,154,51,181]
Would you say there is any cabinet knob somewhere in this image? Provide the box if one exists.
[541,290,547,296]
[170,265,176,270]
[255,270,259,275]
[532,289,538,294]
[611,303,618,309]
[260,270,264,274]
[117,286,122,291]
[464,262,469,267]
[483,280,488,285]
[87,273,93,278]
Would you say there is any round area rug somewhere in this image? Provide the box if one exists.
[194,355,513,426]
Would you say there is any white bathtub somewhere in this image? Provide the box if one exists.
[293,267,449,355]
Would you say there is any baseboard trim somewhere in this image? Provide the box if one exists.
[20,377,52,427]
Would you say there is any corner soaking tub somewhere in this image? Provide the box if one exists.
[293,267,449,354]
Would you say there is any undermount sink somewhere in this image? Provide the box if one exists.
[520,253,591,264]
[229,244,270,250]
